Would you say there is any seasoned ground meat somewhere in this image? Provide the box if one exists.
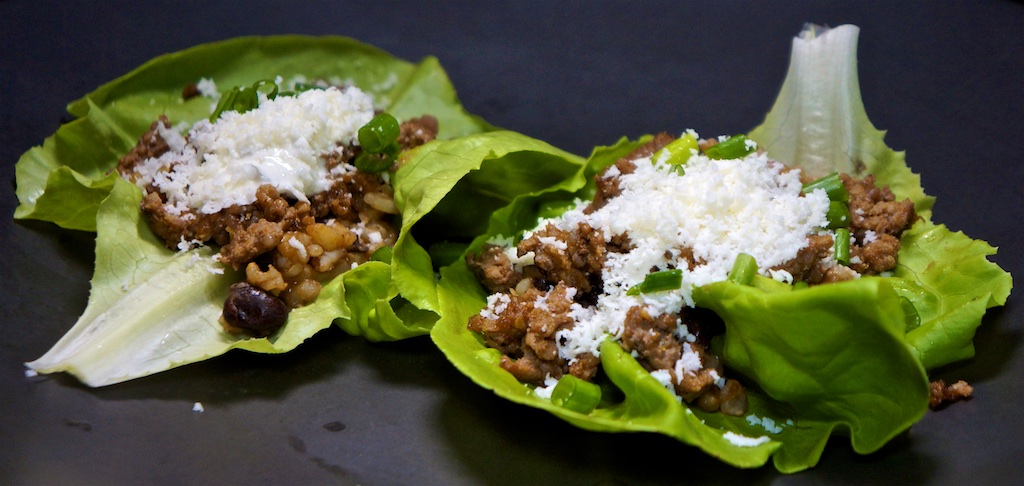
[620,306,681,371]
[929,379,974,409]
[466,244,521,293]
[844,174,917,238]
[468,283,598,385]
[850,233,901,274]
[620,305,747,415]
[397,115,439,149]
[762,173,918,284]
[517,222,607,296]
[116,112,437,336]
[770,233,835,284]
[116,116,173,179]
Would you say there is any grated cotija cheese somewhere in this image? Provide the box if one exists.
[130,86,375,214]
[492,144,834,362]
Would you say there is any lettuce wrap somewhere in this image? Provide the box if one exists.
[14,36,587,386]
[425,24,1012,472]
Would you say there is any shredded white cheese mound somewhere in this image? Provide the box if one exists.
[478,139,834,370]
[132,86,375,214]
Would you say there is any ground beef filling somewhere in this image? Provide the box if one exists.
[467,132,920,416]
[117,114,438,336]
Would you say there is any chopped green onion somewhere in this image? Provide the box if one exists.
[550,375,601,414]
[802,172,849,202]
[209,88,239,121]
[704,135,756,160]
[538,199,577,219]
[653,133,700,167]
[354,113,401,173]
[899,297,921,332]
[354,152,394,173]
[358,113,401,155]
[833,228,851,265]
[626,269,683,296]
[292,81,319,92]
[251,79,279,100]
[825,201,851,229]
[208,79,283,122]
[727,253,758,286]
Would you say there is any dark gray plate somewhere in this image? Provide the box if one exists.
[2,2,1021,484]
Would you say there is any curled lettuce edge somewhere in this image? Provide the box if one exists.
[20,35,494,386]
[429,24,1011,472]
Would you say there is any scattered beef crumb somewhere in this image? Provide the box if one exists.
[182,83,201,100]
[929,379,974,409]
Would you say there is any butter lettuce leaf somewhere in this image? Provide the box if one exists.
[428,23,1010,472]
[392,130,587,314]
[15,35,492,230]
[20,36,492,385]
[893,221,1012,369]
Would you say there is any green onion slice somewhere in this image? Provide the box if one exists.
[550,375,601,414]
[358,113,401,155]
[354,152,393,173]
[626,269,684,296]
[208,79,283,122]
[251,79,279,100]
[833,228,851,265]
[825,201,851,229]
[802,171,849,202]
[705,134,756,160]
[653,133,700,167]
[727,253,758,286]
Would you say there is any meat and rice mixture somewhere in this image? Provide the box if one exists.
[117,82,437,337]
[466,131,918,416]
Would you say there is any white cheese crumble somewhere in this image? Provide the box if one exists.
[533,374,560,399]
[132,86,375,214]
[723,431,770,447]
[674,342,703,379]
[746,414,785,434]
[522,147,831,361]
[863,229,878,244]
[192,402,205,413]
[196,78,220,99]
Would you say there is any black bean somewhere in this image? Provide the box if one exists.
[222,282,289,337]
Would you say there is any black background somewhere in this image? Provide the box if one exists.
[2,1,1021,484]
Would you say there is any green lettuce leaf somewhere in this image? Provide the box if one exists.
[392,131,588,314]
[20,36,493,385]
[15,35,493,231]
[428,23,1011,472]
[893,221,1012,369]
